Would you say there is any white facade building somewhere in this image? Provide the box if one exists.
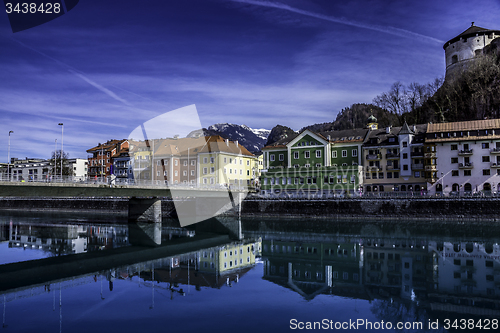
[426,119,500,195]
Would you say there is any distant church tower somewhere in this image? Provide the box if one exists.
[444,22,500,78]
[367,114,378,130]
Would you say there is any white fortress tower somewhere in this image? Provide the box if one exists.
[444,22,500,78]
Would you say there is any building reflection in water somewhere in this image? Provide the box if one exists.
[0,218,261,329]
[260,227,500,321]
[1,216,500,331]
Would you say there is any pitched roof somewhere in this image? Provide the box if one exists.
[444,23,500,48]
[319,128,369,143]
[86,139,126,153]
[129,136,254,157]
[427,119,500,133]
[364,124,427,146]
[398,121,414,135]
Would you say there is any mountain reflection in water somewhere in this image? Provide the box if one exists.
[0,214,499,333]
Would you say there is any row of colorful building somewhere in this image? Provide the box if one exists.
[2,116,500,196]
[260,116,500,196]
[86,135,263,188]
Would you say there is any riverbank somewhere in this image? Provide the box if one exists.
[240,198,500,221]
[1,196,499,221]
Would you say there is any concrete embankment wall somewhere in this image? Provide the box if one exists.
[240,198,500,220]
[1,197,499,220]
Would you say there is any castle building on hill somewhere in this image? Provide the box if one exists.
[444,22,500,78]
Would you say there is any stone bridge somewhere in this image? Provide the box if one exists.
[0,182,247,224]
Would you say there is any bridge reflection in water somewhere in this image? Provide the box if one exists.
[1,216,500,332]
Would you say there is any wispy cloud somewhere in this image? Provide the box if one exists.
[231,0,444,44]
[8,37,132,107]
[68,69,131,106]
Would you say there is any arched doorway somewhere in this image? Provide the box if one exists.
[483,183,491,191]
[415,185,421,192]
[366,186,371,192]
[452,183,459,192]
[464,183,472,192]
[401,185,407,191]
[436,183,443,192]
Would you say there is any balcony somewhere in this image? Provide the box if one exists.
[386,165,399,170]
[425,165,437,171]
[386,153,400,159]
[412,163,424,170]
[424,152,437,158]
[458,149,473,156]
[366,154,382,160]
[458,162,473,169]
[491,162,500,168]
[366,166,382,172]
[490,147,500,154]
[411,151,424,157]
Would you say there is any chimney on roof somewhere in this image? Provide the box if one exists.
[173,135,179,139]
[327,135,331,141]
[225,139,229,146]
[386,126,391,134]
[413,125,416,132]
[235,140,239,147]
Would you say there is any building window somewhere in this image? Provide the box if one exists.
[387,172,392,179]
[451,157,458,163]
[403,142,407,147]
[209,158,214,164]
[482,143,490,149]
[210,167,215,174]
[352,149,357,157]
[316,150,321,158]
[451,144,458,150]
[414,171,420,178]
[270,154,275,161]
[482,156,490,162]
[452,170,459,176]
[332,151,337,158]
[203,167,208,174]
[183,171,187,176]
[483,169,491,176]
[305,151,310,158]
[279,154,284,161]
[403,153,408,159]
[183,161,187,166]
[342,150,347,157]
[294,152,299,159]
[403,165,408,170]
[394,172,399,178]
[464,170,471,176]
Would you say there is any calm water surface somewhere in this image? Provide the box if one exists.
[0,213,499,333]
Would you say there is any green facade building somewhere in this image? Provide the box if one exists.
[260,129,368,196]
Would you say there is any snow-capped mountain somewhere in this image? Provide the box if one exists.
[207,123,270,153]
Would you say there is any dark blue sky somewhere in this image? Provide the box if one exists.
[1,0,499,159]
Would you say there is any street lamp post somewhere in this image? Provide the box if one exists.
[54,139,57,181]
[58,123,63,181]
[7,131,13,181]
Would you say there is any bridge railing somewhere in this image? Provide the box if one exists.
[0,174,255,191]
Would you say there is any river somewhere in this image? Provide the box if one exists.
[0,212,499,333]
